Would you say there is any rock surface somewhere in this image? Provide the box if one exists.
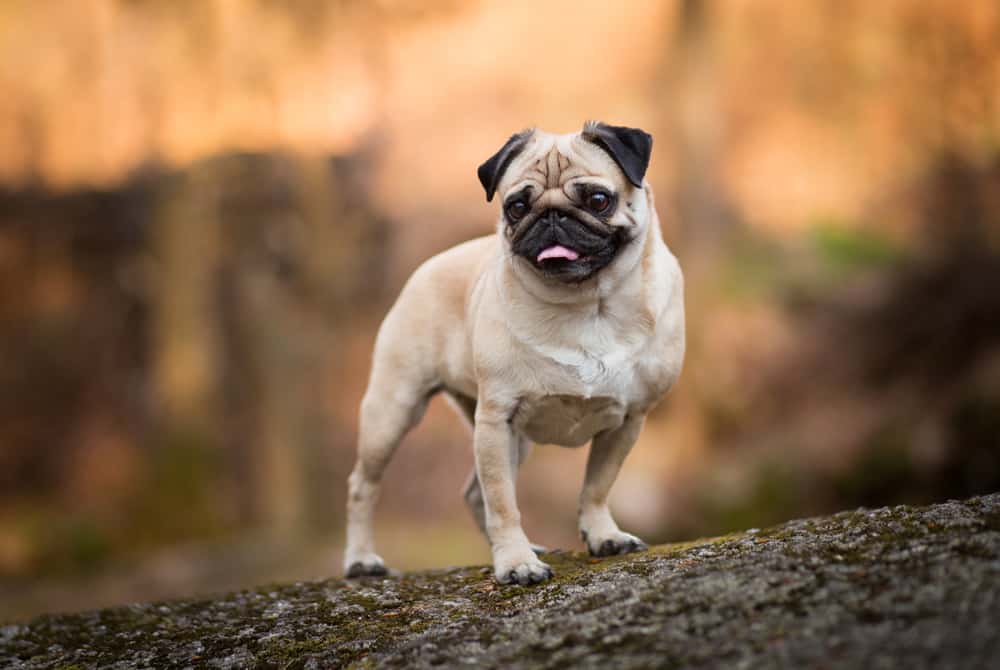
[2,494,999,669]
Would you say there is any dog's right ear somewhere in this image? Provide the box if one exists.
[477,129,533,202]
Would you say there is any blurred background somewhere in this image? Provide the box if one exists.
[1,0,999,622]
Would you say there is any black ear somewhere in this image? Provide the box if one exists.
[582,121,653,188]
[477,129,532,202]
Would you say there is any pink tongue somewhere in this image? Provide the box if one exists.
[537,245,580,262]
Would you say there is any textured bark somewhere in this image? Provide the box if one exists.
[2,494,998,669]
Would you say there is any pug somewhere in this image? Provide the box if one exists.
[344,122,685,585]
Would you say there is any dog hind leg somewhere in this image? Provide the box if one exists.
[344,375,432,577]
[579,414,648,557]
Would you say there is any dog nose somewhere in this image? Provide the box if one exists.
[542,209,569,225]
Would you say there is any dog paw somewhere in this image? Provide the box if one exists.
[529,542,549,556]
[582,530,648,557]
[494,552,554,586]
[344,553,388,578]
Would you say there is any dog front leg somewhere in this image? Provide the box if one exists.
[579,413,649,557]
[474,405,553,585]
[464,439,549,553]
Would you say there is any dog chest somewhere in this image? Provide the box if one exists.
[512,393,626,447]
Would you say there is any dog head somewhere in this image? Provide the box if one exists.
[478,121,653,284]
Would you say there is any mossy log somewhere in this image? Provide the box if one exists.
[3,494,998,669]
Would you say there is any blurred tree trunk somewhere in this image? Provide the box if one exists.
[650,0,738,475]
[149,150,381,539]
[151,165,222,441]
[217,154,364,536]
[293,156,355,532]
[669,0,735,256]
[216,156,308,536]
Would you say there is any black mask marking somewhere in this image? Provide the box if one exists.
[510,209,628,283]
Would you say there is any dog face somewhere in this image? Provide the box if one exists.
[477,122,653,283]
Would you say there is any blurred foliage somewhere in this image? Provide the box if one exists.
[808,222,903,276]
[715,232,789,302]
[692,460,808,539]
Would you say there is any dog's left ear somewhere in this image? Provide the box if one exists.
[582,122,653,188]
[478,129,533,202]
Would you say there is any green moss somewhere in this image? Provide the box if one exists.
[343,593,382,612]
[260,636,343,668]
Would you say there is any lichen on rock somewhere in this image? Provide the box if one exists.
[2,494,999,669]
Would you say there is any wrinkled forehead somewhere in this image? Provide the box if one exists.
[498,131,626,199]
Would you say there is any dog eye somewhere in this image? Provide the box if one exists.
[506,200,529,221]
[586,191,611,213]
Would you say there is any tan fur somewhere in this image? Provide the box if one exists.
[344,126,685,585]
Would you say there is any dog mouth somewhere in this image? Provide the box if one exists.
[511,210,624,282]
[534,244,603,277]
